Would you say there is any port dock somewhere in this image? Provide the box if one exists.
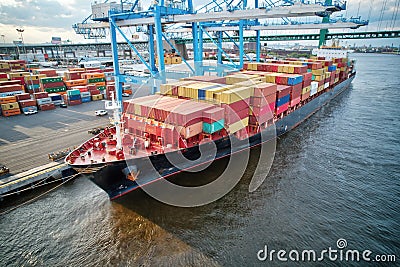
[0,162,73,198]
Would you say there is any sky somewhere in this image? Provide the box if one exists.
[0,0,399,47]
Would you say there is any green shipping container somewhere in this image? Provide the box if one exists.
[45,86,66,93]
[203,119,224,134]
[67,89,81,96]
[40,77,63,84]
[88,77,105,83]
[97,85,106,91]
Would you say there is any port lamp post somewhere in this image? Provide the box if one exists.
[16,28,27,54]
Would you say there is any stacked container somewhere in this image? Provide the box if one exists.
[66,89,82,105]
[81,91,91,103]
[34,68,57,77]
[40,77,67,94]
[48,93,63,105]
[24,74,45,94]
[83,72,106,92]
[0,96,21,117]
[0,83,24,97]
[0,62,11,73]
[8,72,30,88]
[276,85,291,115]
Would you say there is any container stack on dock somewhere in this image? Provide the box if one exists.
[34,92,55,111]
[0,96,21,117]
[40,76,67,94]
[24,74,45,94]
[16,93,37,114]
[66,89,82,106]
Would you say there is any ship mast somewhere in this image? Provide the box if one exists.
[105,92,122,150]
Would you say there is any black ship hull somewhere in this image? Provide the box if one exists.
[75,75,355,199]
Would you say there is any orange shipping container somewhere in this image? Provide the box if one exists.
[0,96,17,104]
[2,108,21,117]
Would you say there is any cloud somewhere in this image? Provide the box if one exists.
[0,0,89,29]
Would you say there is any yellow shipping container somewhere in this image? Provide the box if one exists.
[220,86,252,104]
[233,80,262,89]
[205,85,233,102]
[228,117,249,134]
[318,85,324,92]
[8,72,30,78]
[325,72,331,78]
[264,73,283,83]
[225,74,261,85]
[164,57,172,65]
[302,86,311,94]
[171,57,182,64]
[24,74,46,82]
[1,102,19,111]
[313,75,324,82]
[312,69,325,76]
[91,94,103,101]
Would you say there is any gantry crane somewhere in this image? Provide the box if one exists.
[72,0,368,103]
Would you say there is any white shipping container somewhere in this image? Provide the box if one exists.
[0,91,24,97]
[80,92,91,97]
[36,97,52,105]
[52,100,62,106]
[324,82,329,89]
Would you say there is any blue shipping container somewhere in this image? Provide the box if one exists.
[81,97,91,103]
[198,89,206,100]
[328,65,337,72]
[287,75,303,86]
[68,94,81,101]
[277,95,290,107]
[50,94,62,101]
[203,119,224,134]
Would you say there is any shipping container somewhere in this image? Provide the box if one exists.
[0,96,17,104]
[36,97,52,105]
[91,94,103,101]
[1,102,19,111]
[39,103,56,111]
[203,119,224,134]
[15,93,30,101]
[2,108,21,117]
[228,117,249,134]
[202,107,225,124]
[277,95,290,107]
[68,99,82,106]
[19,99,36,108]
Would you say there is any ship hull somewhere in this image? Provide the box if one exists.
[77,75,355,199]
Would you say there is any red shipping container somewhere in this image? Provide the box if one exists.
[203,107,225,124]
[0,80,21,86]
[0,84,23,93]
[87,84,97,91]
[19,99,36,108]
[291,84,302,99]
[39,103,55,111]
[68,99,82,106]
[276,102,289,115]
[302,72,312,82]
[33,92,49,99]
[222,98,250,113]
[42,81,65,89]
[225,108,249,124]
[12,77,26,85]
[290,96,301,107]
[275,75,289,85]
[301,91,311,101]
[253,83,277,97]
[0,73,7,79]
[250,93,276,107]
[16,93,31,101]
[293,65,308,74]
[89,89,101,95]
[277,85,291,98]
[302,79,311,88]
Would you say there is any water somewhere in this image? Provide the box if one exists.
[1,54,399,266]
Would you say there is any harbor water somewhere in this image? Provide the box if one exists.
[1,53,399,266]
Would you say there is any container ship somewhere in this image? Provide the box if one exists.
[65,50,355,200]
